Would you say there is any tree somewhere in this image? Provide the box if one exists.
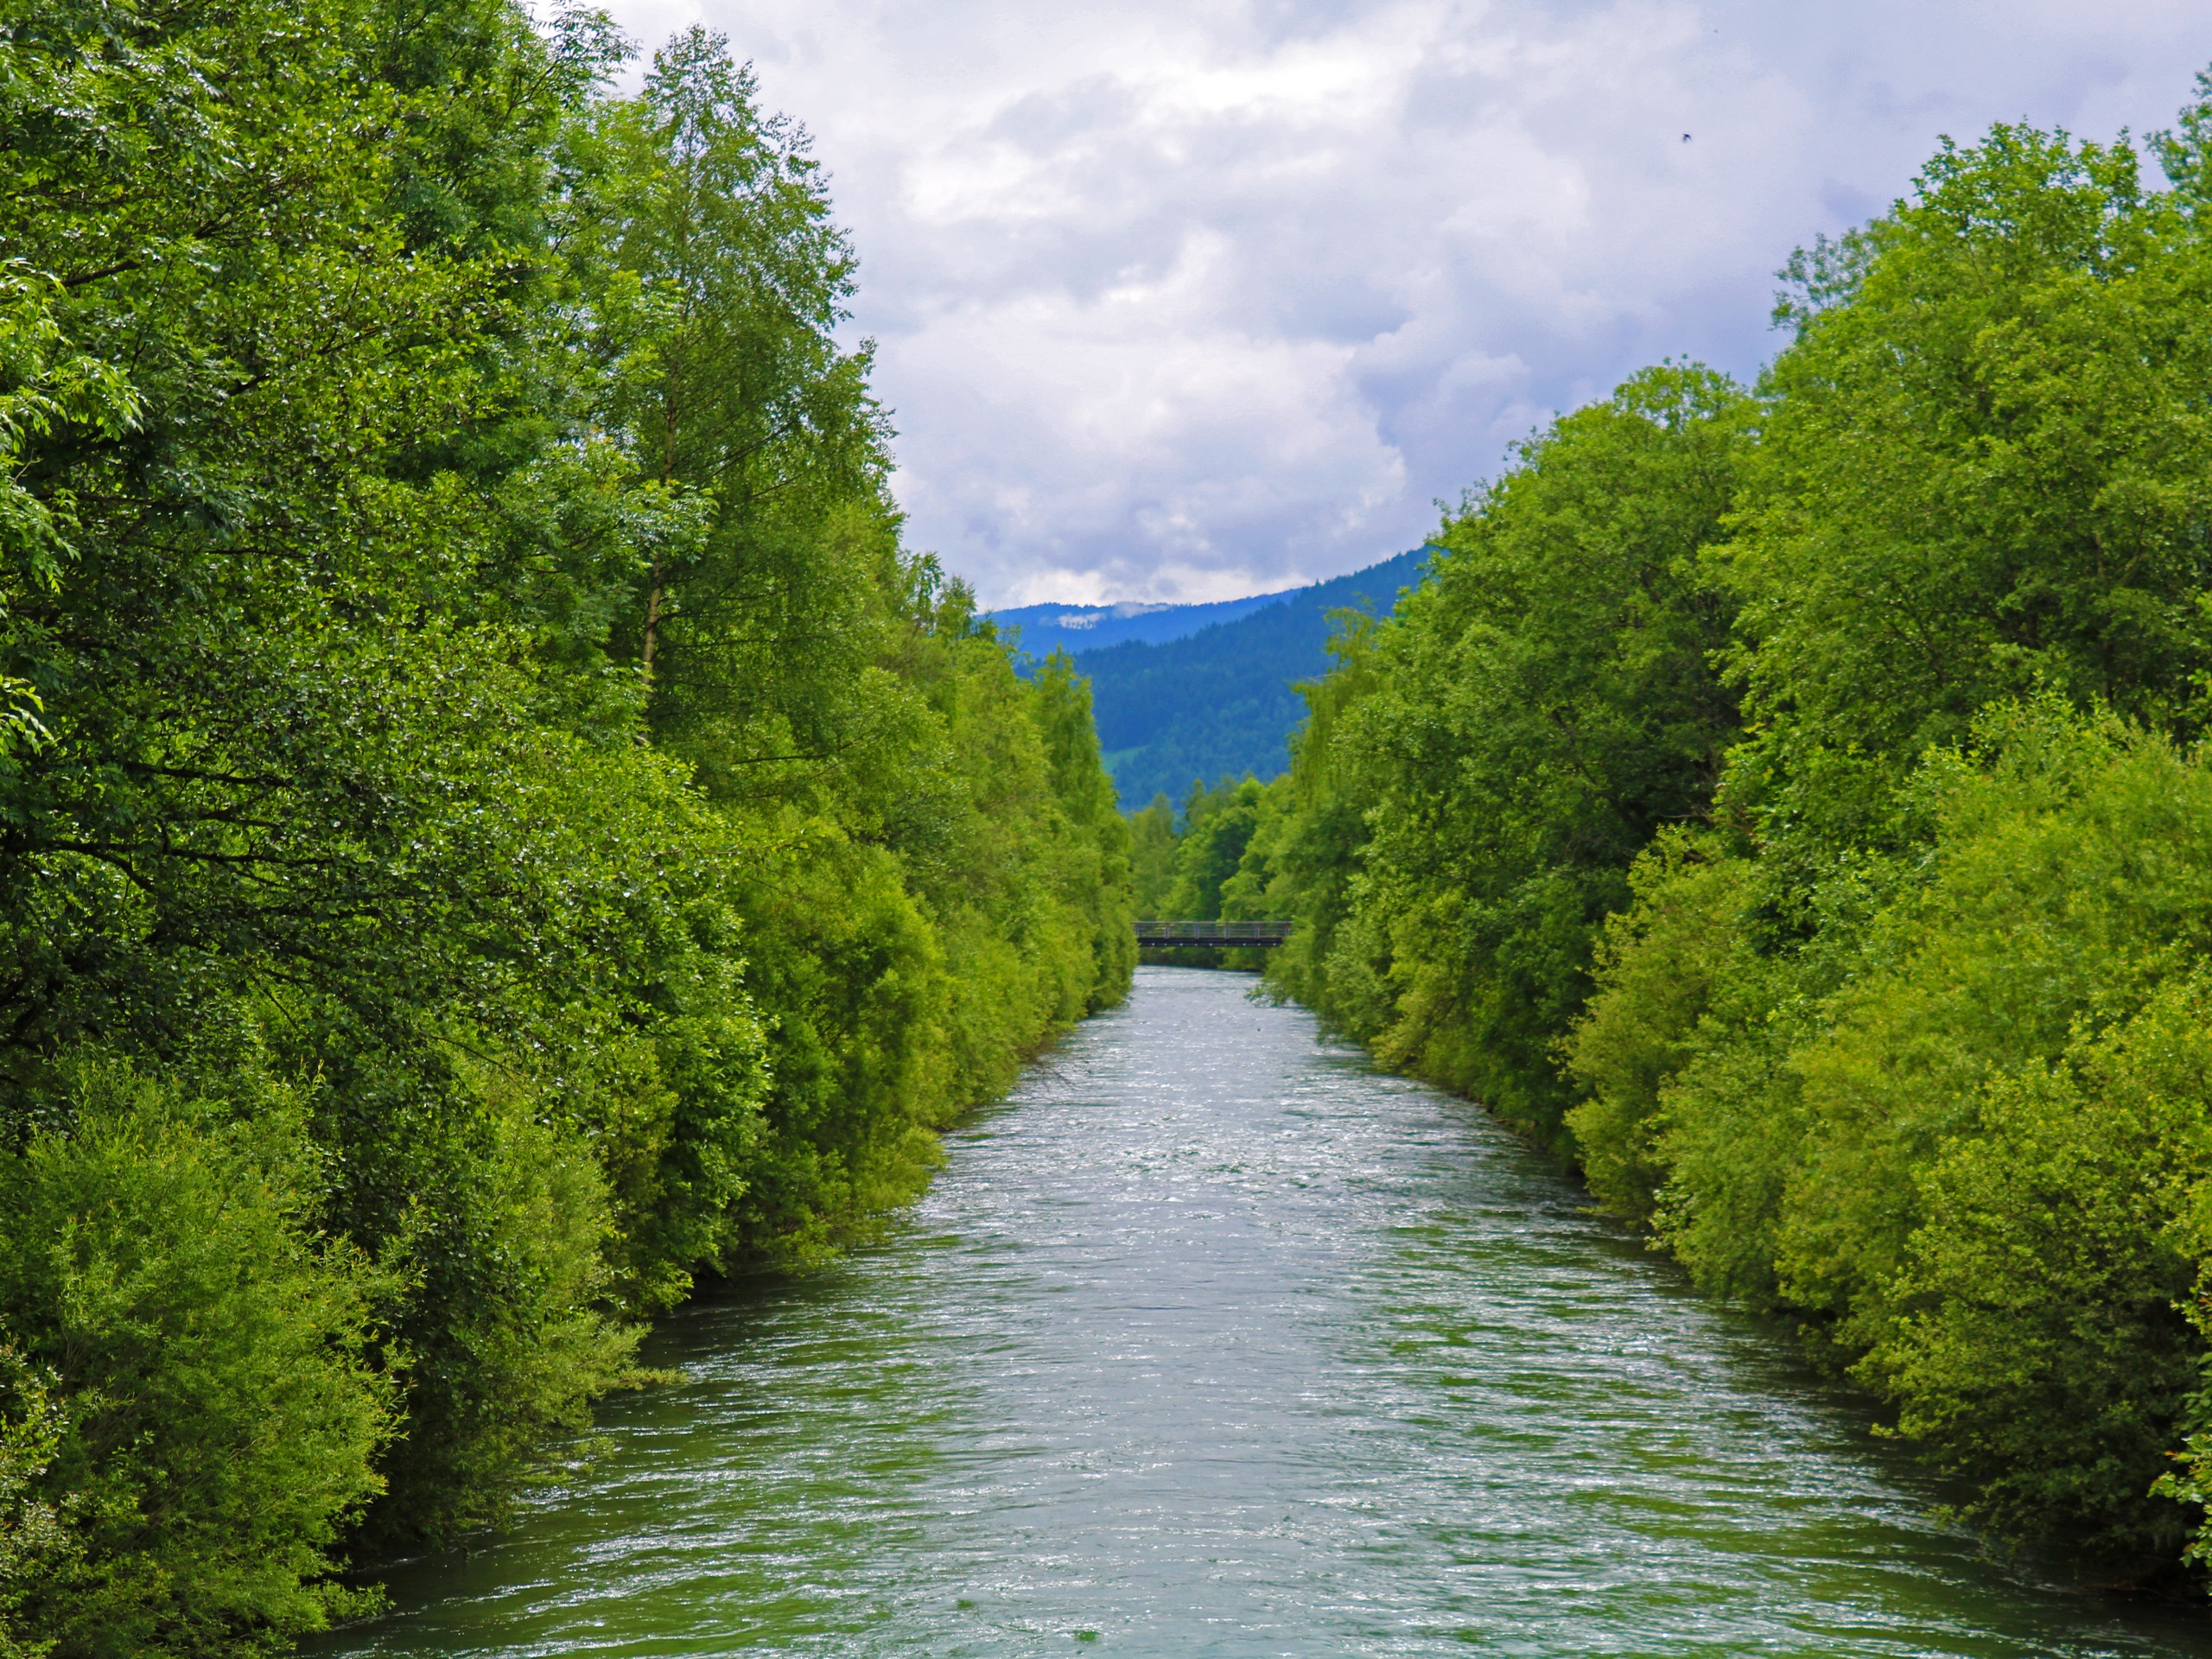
[1287,365,1752,1133]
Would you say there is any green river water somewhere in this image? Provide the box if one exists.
[311,966,2212,1657]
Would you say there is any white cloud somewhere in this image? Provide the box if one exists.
[601,0,2212,604]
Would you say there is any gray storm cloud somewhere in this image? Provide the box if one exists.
[601,0,2212,605]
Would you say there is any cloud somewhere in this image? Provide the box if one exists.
[601,0,2212,604]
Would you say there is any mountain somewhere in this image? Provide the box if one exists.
[988,588,1293,657]
[1047,549,1431,810]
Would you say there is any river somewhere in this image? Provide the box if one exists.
[313,966,2212,1657]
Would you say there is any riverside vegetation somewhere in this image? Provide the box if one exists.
[1152,80,2212,1588]
[0,4,1133,1653]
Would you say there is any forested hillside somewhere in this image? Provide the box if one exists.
[0,4,1131,1652]
[1154,95,2212,1582]
[1071,549,1427,808]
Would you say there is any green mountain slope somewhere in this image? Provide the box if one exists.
[1074,549,1429,808]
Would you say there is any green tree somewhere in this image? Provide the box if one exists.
[1284,365,1753,1134]
[1163,777,1266,923]
[1719,118,2212,896]
[1127,794,1179,917]
[575,25,891,792]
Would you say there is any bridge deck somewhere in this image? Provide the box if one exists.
[1134,919,1293,948]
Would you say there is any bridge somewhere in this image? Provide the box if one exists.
[1134,919,1294,948]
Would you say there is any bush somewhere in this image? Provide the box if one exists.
[1565,833,1819,1300]
[0,1349,76,1659]
[1865,976,2212,1562]
[1771,705,2212,1350]
[0,1063,394,1657]
[353,1055,642,1550]
[1564,833,1761,1226]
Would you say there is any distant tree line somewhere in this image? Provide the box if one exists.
[1155,86,2212,1584]
[0,4,1130,1651]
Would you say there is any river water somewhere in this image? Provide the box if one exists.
[315,967,2212,1657]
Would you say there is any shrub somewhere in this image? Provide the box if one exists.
[1868,976,2212,1563]
[0,1064,394,1657]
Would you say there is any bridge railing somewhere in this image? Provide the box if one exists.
[1133,918,1294,947]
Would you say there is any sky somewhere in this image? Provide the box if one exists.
[598,0,2212,607]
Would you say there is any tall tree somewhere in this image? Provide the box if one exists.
[577,27,891,796]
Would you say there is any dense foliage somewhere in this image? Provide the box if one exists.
[1166,86,2212,1582]
[0,3,1129,1651]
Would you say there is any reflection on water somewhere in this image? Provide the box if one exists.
[310,967,2212,1657]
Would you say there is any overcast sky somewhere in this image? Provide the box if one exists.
[599,0,2212,607]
